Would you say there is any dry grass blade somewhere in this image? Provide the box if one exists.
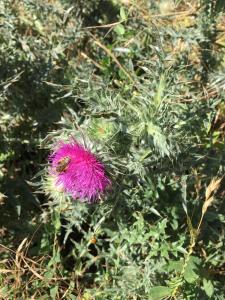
[205,177,222,201]
[84,20,124,29]
[197,177,223,232]
[0,269,15,274]
[80,52,104,70]
[202,177,222,215]
[22,258,44,280]
[16,238,28,254]
[93,38,135,83]
[171,176,223,298]
[202,196,214,216]
[15,238,28,269]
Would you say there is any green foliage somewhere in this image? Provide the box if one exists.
[1,0,225,299]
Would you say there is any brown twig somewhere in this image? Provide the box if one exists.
[93,38,135,83]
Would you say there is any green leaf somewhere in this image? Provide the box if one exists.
[44,270,54,279]
[114,24,125,35]
[203,279,214,298]
[154,75,165,109]
[50,285,58,299]
[0,286,9,297]
[34,20,44,34]
[149,207,162,217]
[184,256,201,283]
[176,246,188,255]
[146,122,171,157]
[120,7,126,20]
[149,286,172,300]
[184,267,198,283]
[167,260,183,272]
[52,212,61,231]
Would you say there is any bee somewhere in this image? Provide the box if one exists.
[89,236,97,244]
[56,156,71,173]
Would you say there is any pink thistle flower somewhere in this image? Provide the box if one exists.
[49,141,111,202]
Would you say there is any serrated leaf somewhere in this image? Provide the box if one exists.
[147,122,171,157]
[149,286,172,300]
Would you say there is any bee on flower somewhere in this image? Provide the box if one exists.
[49,141,111,202]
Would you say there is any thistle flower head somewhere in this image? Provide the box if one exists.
[49,141,111,202]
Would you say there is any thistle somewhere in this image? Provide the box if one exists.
[49,141,111,202]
